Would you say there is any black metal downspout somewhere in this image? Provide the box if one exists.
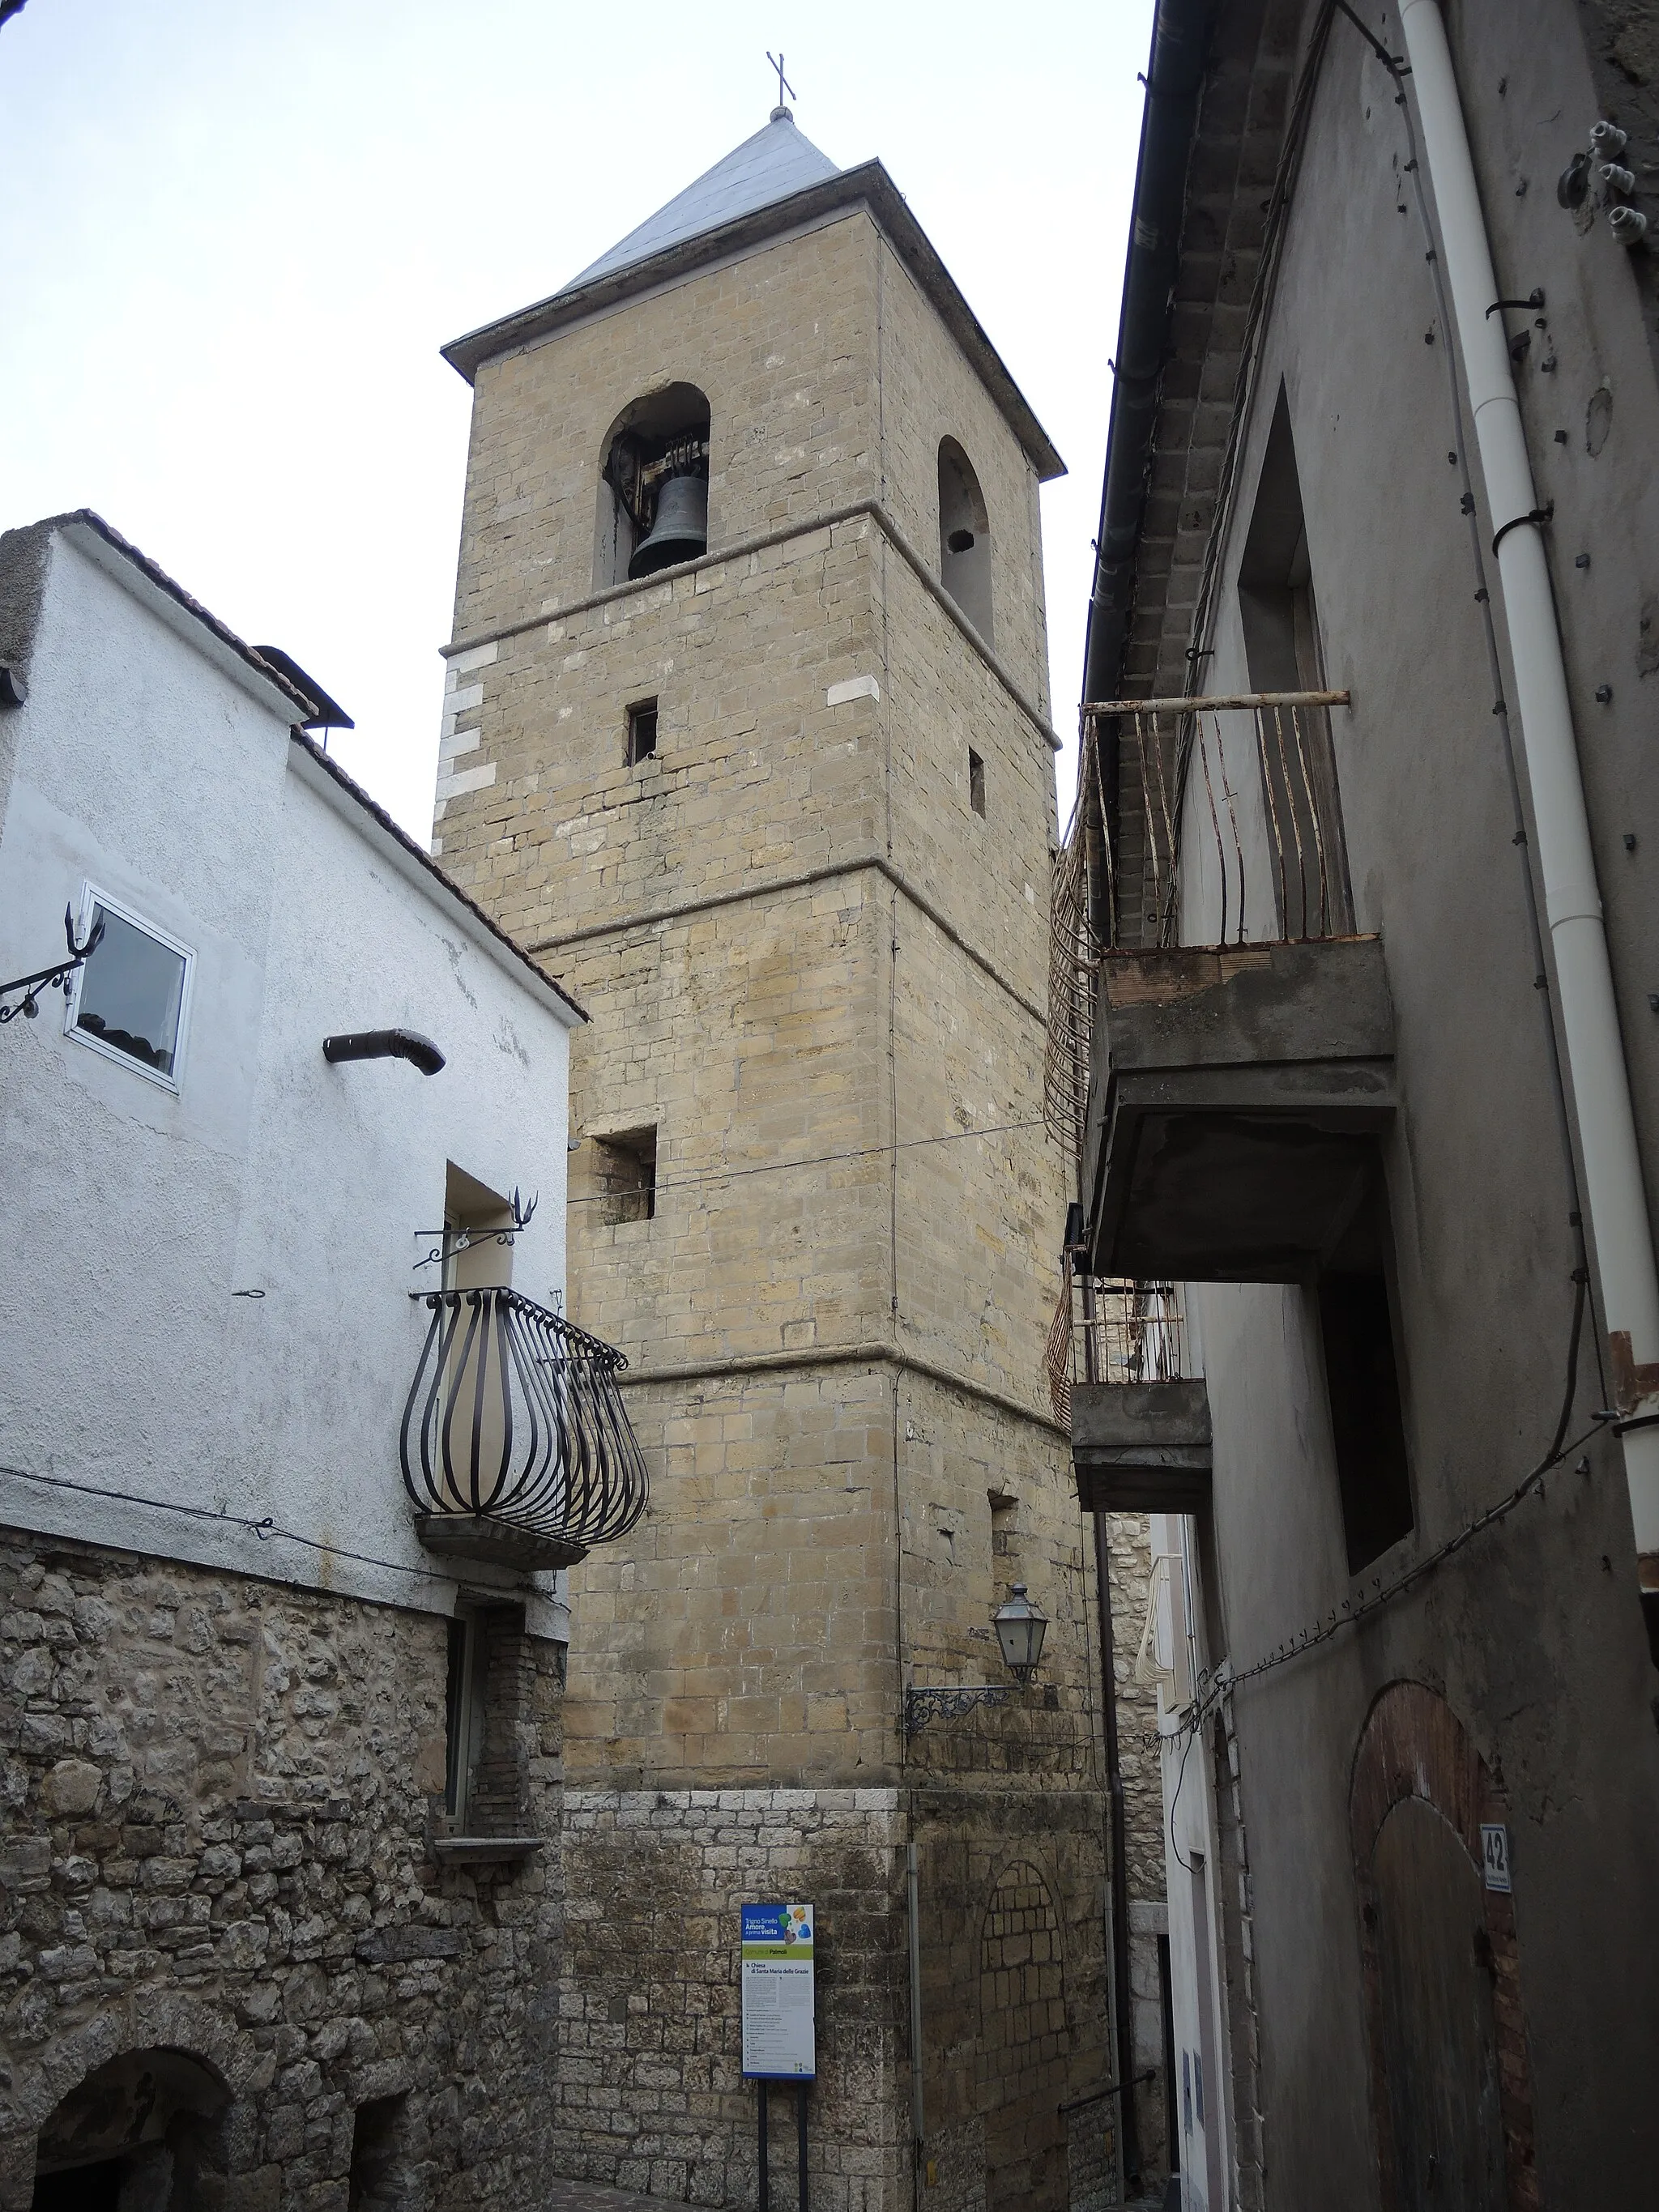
[1081,0,1220,713]
[1095,1511,1140,2189]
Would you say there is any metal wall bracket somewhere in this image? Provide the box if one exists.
[902,1684,1013,1737]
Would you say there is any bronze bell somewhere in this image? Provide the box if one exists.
[629,471,708,580]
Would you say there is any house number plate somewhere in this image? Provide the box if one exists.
[1480,1822,1512,1893]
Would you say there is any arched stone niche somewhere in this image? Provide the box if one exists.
[0,1994,258,2212]
[978,1855,1068,2212]
[937,437,994,647]
[1350,1680,1539,2212]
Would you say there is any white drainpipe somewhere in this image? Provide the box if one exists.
[1399,0,1659,1608]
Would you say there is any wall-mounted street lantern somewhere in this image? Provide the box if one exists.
[992,1583,1048,1681]
[903,1585,1050,1738]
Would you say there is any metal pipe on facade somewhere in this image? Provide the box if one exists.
[1398,0,1659,1636]
[906,1843,925,2153]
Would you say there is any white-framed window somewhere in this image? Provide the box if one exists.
[64,884,194,1091]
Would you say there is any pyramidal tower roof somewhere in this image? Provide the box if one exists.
[441,111,1064,481]
[564,110,841,294]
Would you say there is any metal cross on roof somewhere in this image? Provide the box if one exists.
[766,50,795,109]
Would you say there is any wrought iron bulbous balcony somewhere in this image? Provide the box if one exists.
[401,1287,648,1573]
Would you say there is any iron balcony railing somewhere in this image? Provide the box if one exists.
[401,1286,648,1571]
[1047,689,1352,1156]
[1045,1263,1190,1427]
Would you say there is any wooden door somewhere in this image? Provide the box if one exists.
[1371,1797,1507,2210]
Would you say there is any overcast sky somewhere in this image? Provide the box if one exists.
[1,0,1149,837]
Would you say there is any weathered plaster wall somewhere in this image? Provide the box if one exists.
[0,531,575,1622]
[1155,2,1659,2201]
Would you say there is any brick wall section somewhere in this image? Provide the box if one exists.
[0,1532,562,2212]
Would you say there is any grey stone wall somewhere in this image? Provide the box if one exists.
[0,1528,562,2211]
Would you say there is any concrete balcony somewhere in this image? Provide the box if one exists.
[1080,936,1395,1283]
[1073,1376,1213,1514]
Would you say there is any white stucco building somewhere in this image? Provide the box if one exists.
[0,509,590,1626]
[0,512,642,2210]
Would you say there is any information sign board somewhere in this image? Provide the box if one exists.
[740,1902,816,2078]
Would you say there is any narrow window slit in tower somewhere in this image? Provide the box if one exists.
[597,1126,658,1223]
[969,748,986,817]
[626,698,659,766]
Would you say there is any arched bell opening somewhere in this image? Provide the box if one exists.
[938,435,994,646]
[595,383,711,589]
[30,2048,231,2211]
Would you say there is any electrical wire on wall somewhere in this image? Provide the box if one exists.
[0,1464,458,1588]
[1159,1268,1600,1751]
[568,1115,1048,1206]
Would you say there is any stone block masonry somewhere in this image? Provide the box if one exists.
[431,146,1117,2212]
[553,1788,907,2212]
[0,1530,563,2212]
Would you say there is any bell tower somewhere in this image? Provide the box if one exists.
[433,108,1112,2212]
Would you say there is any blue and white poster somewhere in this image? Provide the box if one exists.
[740,1903,816,2078]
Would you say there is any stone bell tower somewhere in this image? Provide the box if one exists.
[432,106,1112,2212]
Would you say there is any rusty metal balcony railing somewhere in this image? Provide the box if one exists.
[1045,1262,1190,1427]
[401,1287,648,1573]
[1047,690,1352,1155]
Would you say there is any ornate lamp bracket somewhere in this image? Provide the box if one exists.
[902,1684,1014,1739]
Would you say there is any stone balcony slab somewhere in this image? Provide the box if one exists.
[1081,936,1395,1282]
[1073,1378,1213,1514]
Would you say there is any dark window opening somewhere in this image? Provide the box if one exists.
[969,748,986,817]
[443,1614,475,1819]
[1318,1182,1413,1573]
[1239,385,1354,937]
[441,1605,535,1835]
[71,895,190,1081]
[596,1126,658,1225]
[626,697,659,766]
[348,2095,409,2212]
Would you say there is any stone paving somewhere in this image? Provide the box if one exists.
[543,2184,699,2212]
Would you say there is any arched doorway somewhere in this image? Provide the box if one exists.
[979,1859,1068,2212]
[30,2048,229,2211]
[1350,1682,1539,2212]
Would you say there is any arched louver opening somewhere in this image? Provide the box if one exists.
[401,1287,648,1572]
[937,435,994,646]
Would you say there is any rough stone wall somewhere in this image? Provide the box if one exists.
[0,1530,562,2212]
[872,237,1051,710]
[910,1792,1109,2212]
[550,1785,1110,2212]
[450,215,881,646]
[1100,1515,1162,1906]
[1101,1512,1169,2196]
[553,1788,907,2212]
